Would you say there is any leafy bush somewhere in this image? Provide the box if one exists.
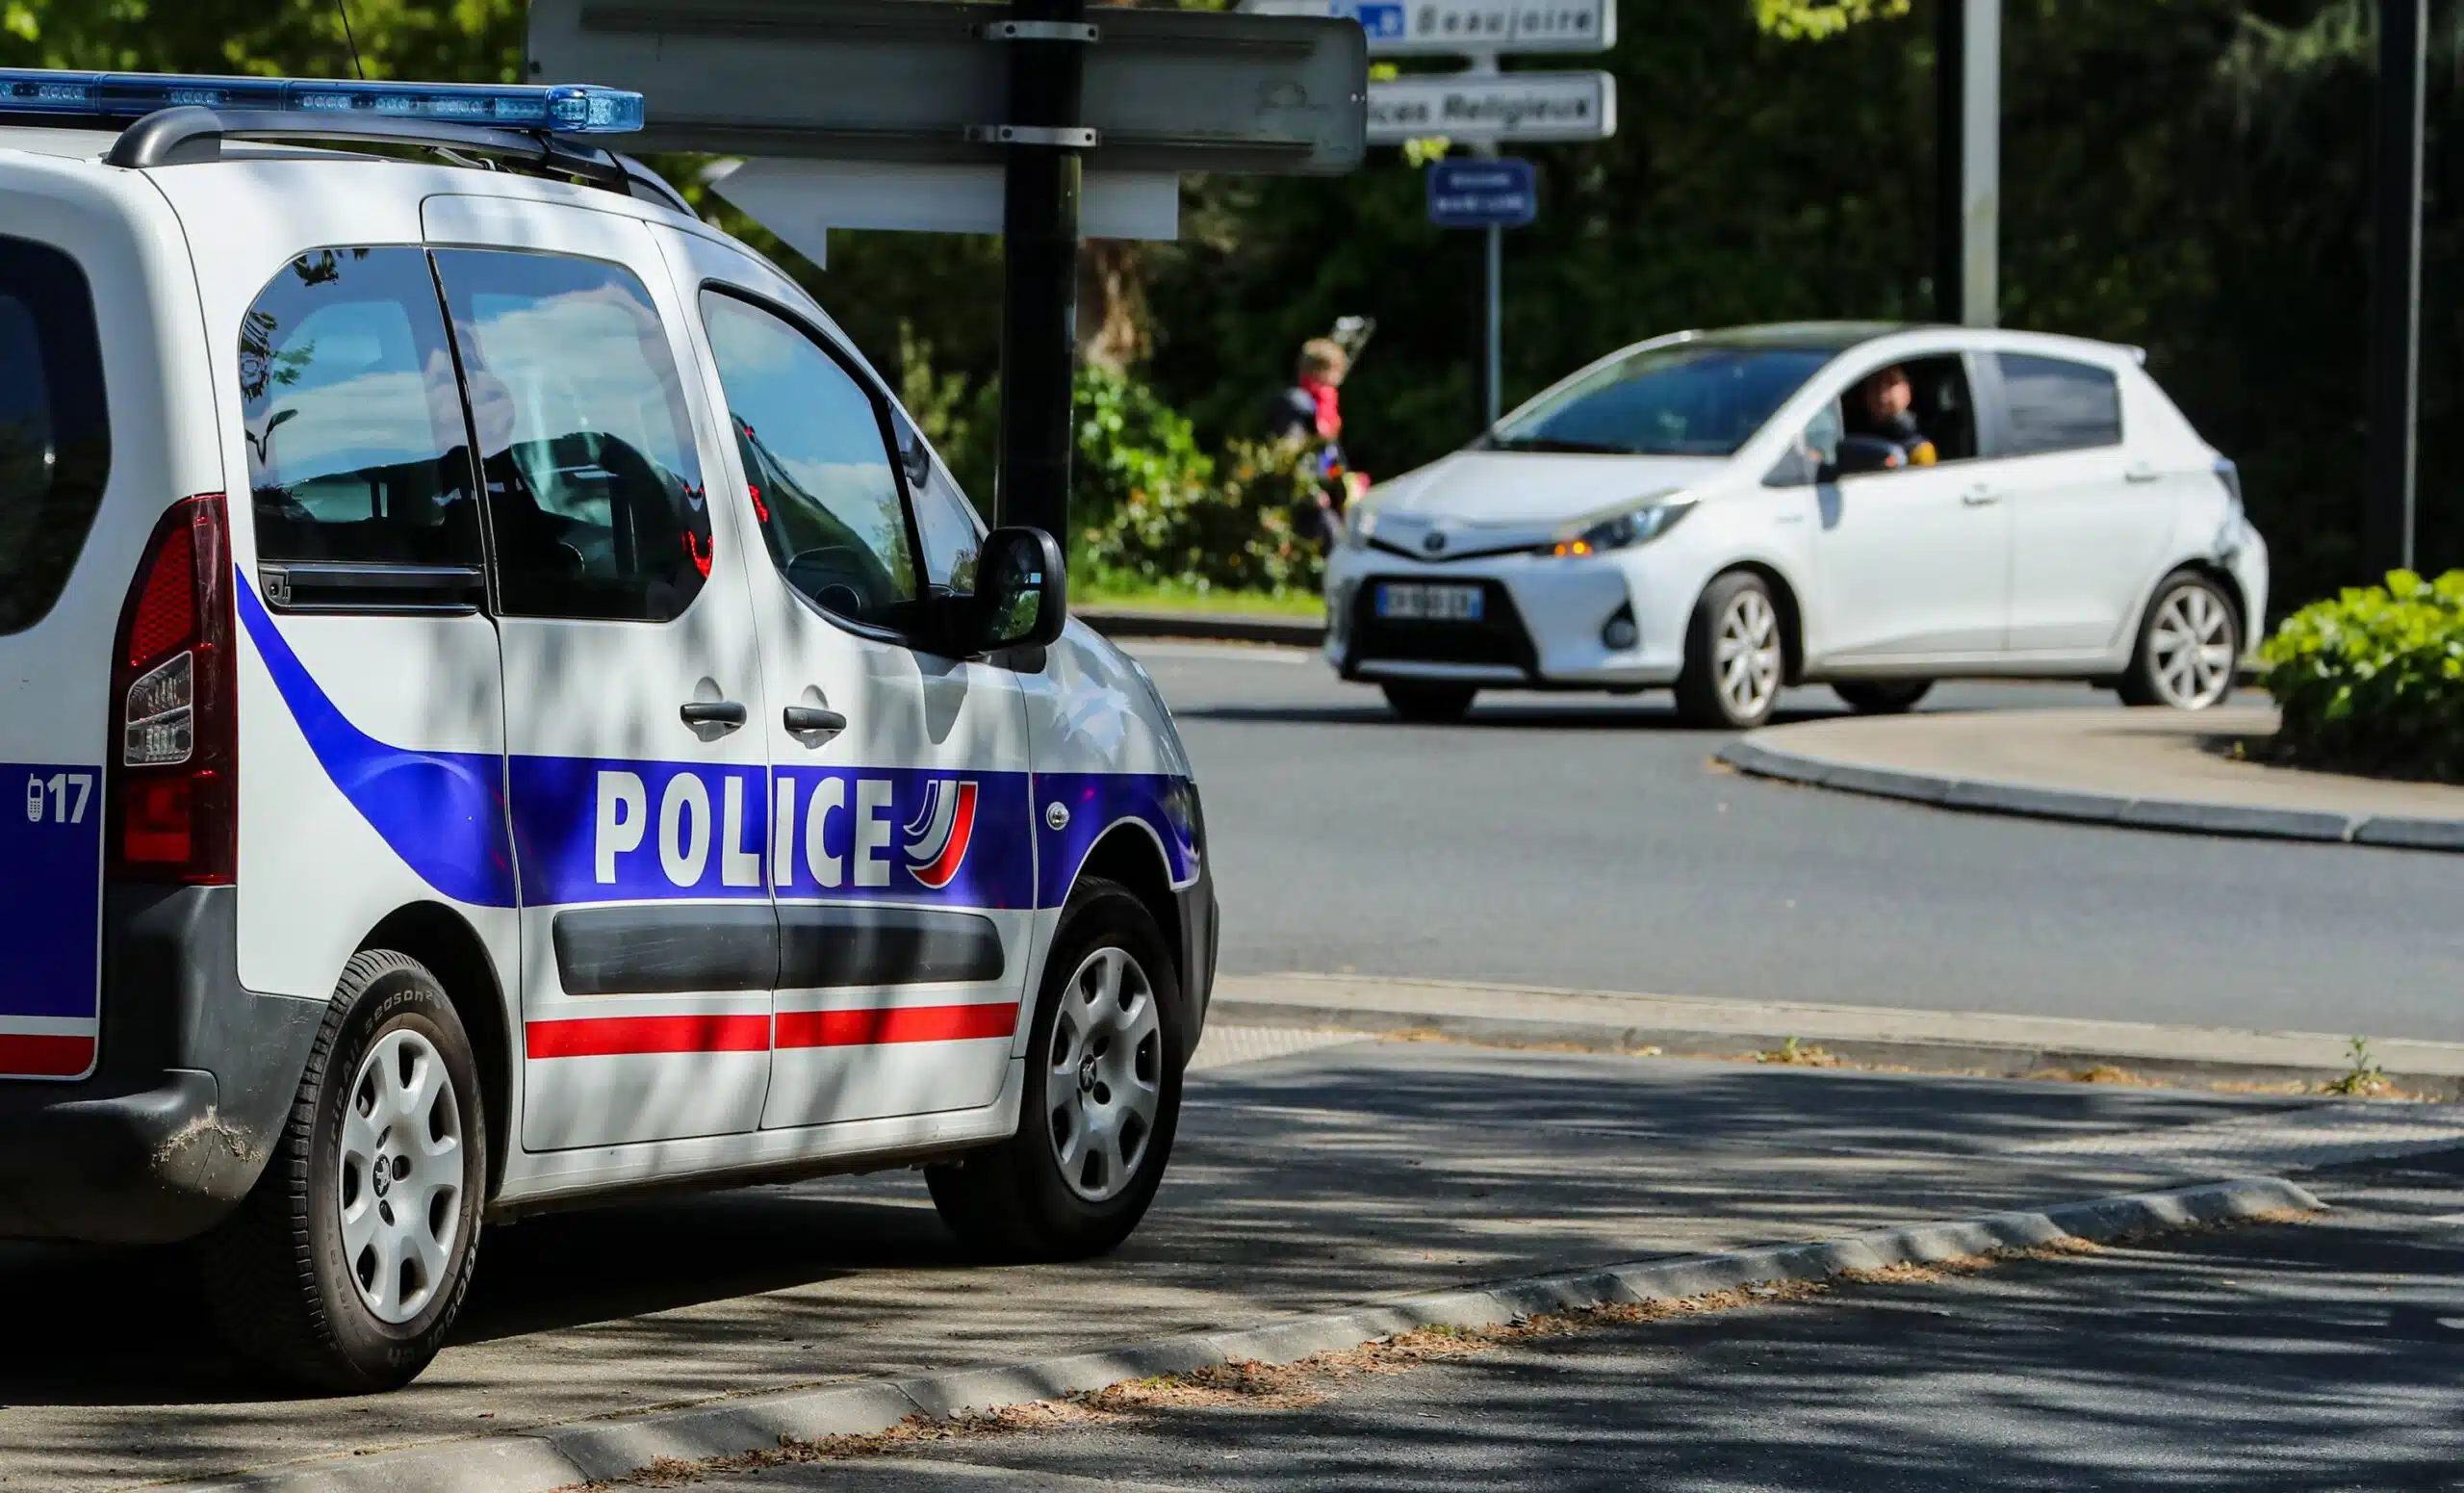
[890,346,1322,598]
[1075,435,1324,598]
[2259,570,2464,783]
[1071,365,1215,537]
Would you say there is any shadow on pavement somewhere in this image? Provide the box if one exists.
[0,1043,2321,1488]
[918,1151,2464,1492]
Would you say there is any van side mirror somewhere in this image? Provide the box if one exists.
[972,527,1067,653]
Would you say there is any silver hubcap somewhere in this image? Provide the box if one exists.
[338,1029,465,1325]
[1716,589,1783,719]
[1047,947,1163,1203]
[2149,585,2235,709]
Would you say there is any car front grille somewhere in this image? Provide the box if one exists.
[1346,578,1538,675]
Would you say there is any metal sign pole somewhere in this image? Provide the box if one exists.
[1466,51,1502,429]
[994,0,1092,539]
[2367,0,2426,576]
[1484,219,1502,427]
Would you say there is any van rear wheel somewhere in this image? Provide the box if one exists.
[201,950,486,1393]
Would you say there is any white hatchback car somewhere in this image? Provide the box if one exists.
[0,71,1213,1392]
[1324,322,2269,726]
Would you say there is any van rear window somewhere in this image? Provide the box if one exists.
[0,237,112,635]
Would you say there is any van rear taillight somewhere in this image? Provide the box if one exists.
[107,495,235,884]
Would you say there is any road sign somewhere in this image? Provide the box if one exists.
[1367,70,1613,144]
[526,0,1369,175]
[1426,157,1536,227]
[1244,0,1615,56]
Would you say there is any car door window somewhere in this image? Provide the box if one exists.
[701,292,921,630]
[1834,352,1980,472]
[430,248,711,623]
[1997,353,2123,455]
[240,247,481,574]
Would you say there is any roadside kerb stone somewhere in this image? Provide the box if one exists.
[1719,735,2460,851]
[1073,607,1322,649]
[1210,975,2464,1101]
[169,1178,2321,1493]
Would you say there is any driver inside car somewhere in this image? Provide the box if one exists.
[1847,364,1938,467]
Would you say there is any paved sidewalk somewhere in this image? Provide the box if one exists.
[1720,705,2464,850]
[10,1039,2452,1491]
[1213,973,2464,1099]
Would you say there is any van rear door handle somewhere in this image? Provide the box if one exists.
[783,706,848,735]
[679,700,749,729]
[2124,463,2163,483]
[1960,488,2001,507]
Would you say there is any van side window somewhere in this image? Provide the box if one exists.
[1997,354,2123,455]
[700,292,920,629]
[0,237,112,636]
[240,248,480,572]
[431,249,710,624]
[896,411,983,595]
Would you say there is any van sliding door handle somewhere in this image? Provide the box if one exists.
[2123,464,2164,483]
[783,706,848,734]
[679,700,749,729]
[1960,489,2002,507]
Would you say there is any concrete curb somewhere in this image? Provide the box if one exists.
[1074,605,1323,648]
[1719,736,2464,853]
[172,1177,2322,1493]
[1208,994,2464,1101]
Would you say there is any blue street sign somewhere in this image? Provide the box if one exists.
[1426,157,1538,228]
[1334,0,1406,39]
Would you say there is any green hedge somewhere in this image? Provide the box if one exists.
[2259,570,2464,784]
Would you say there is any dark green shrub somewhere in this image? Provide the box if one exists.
[2259,570,2464,783]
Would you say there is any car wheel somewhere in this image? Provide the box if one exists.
[1380,682,1476,723]
[1832,679,1934,715]
[927,877,1185,1262]
[200,950,486,1393]
[2118,571,2240,709]
[1676,571,1785,729]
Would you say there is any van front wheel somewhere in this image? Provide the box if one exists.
[927,878,1185,1261]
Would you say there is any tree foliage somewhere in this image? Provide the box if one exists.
[7,0,2455,607]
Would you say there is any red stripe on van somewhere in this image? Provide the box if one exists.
[0,1034,96,1077]
[774,1003,1018,1049]
[525,1015,772,1059]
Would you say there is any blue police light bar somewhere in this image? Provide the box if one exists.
[0,69,644,135]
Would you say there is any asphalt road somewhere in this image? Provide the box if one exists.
[0,1036,2389,1491]
[1132,643,2464,1043]
[741,1149,2464,1493]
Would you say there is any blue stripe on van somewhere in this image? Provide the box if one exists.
[236,578,519,908]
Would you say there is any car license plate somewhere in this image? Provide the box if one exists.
[1375,582,1484,623]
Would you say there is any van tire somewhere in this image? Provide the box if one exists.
[200,950,487,1394]
[1832,679,1934,715]
[927,878,1185,1262]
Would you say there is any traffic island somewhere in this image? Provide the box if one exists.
[1718,704,2464,852]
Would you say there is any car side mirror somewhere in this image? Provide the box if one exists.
[971,526,1067,653]
[1762,447,1819,488]
[1831,433,1907,477]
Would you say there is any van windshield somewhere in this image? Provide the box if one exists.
[1481,344,1829,457]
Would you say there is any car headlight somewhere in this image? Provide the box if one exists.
[1550,494,1693,558]
[1343,499,1381,551]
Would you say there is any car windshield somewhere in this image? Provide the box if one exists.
[1481,344,1831,457]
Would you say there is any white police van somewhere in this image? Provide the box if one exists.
[0,70,1215,1392]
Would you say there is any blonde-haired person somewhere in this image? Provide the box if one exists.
[1266,338,1369,551]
